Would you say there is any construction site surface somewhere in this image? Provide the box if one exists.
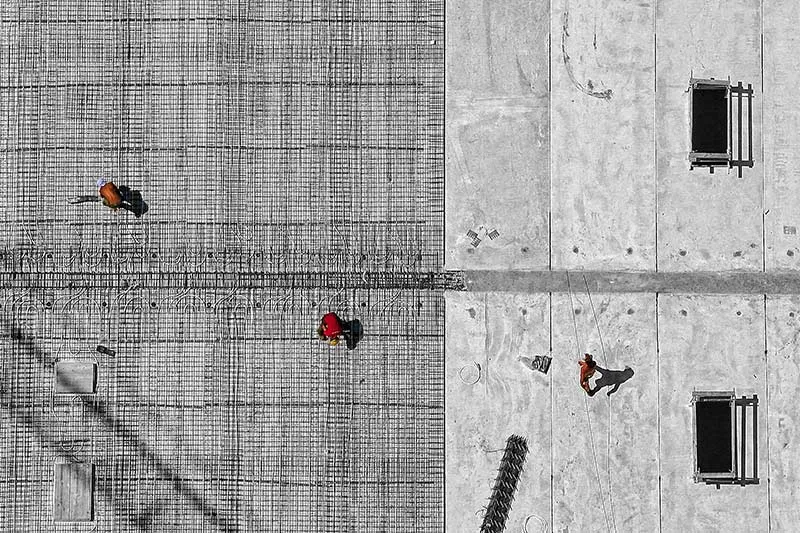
[2,0,800,532]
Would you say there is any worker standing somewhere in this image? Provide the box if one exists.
[579,353,597,395]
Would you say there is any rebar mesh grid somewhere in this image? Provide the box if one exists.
[0,0,445,531]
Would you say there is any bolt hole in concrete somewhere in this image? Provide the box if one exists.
[679,249,688,256]
[737,310,742,316]
[788,250,795,257]
[626,247,633,255]
[459,362,481,385]
[790,312,795,318]
[150,252,157,259]
[150,302,157,308]
[627,308,635,314]
[572,246,579,254]
[521,247,529,253]
[574,308,581,315]
[681,309,688,316]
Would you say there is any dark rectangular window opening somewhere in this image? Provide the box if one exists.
[692,390,759,487]
[695,399,733,474]
[688,77,755,177]
[692,87,728,154]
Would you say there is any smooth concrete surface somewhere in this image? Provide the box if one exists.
[447,0,800,274]
[657,295,768,532]
[445,292,551,533]
[765,296,800,530]
[445,0,550,270]
[551,292,659,533]
[764,1,800,270]
[655,0,764,271]
[550,0,656,271]
[447,291,799,532]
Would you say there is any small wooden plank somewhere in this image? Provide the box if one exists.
[53,463,94,522]
[54,361,97,394]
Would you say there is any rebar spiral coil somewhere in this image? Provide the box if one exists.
[480,434,528,533]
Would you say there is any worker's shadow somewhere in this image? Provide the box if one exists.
[119,185,149,218]
[589,366,634,397]
[344,319,363,351]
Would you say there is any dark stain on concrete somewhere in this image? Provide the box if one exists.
[680,309,688,316]
[626,247,633,255]
[679,249,687,256]
[733,251,743,257]
[468,307,477,319]
[627,308,635,315]
[788,250,795,257]
[574,308,581,315]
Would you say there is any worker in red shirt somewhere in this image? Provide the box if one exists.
[579,353,597,394]
[316,313,363,350]
[317,312,347,346]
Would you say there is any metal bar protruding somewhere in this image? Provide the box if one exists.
[752,395,758,480]
[729,83,733,167]
[738,81,743,178]
[747,83,754,167]
[741,398,747,486]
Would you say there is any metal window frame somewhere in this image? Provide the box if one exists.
[692,389,760,487]
[692,390,736,482]
[688,77,755,177]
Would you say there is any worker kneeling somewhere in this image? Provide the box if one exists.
[317,312,363,350]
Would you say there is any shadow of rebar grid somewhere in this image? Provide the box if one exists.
[0,0,448,531]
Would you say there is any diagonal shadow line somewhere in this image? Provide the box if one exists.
[1,319,239,533]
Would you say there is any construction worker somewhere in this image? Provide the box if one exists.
[97,178,127,210]
[579,353,597,394]
[317,312,346,346]
[69,179,141,218]
[317,313,363,350]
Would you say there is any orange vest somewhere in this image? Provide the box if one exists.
[99,182,123,207]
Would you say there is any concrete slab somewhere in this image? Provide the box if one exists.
[445,0,550,271]
[53,463,94,522]
[54,361,97,394]
[658,295,768,532]
[656,0,764,271]
[550,0,655,270]
[551,291,659,533]
[445,292,551,533]
[765,296,800,529]
[763,1,800,270]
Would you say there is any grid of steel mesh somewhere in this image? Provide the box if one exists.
[0,0,444,531]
